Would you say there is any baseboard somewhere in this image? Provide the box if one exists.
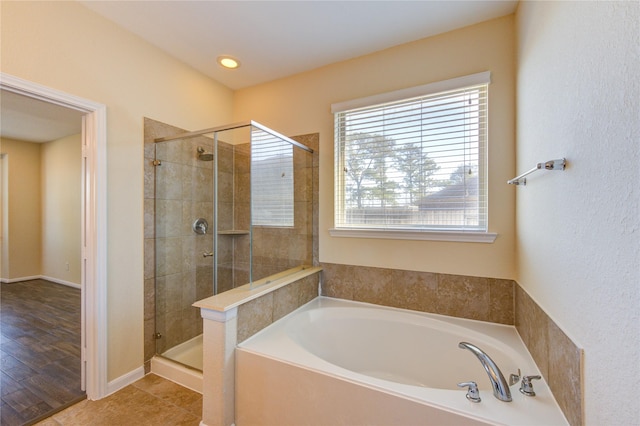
[1,275,41,284]
[106,366,145,397]
[0,275,80,289]
[41,275,81,289]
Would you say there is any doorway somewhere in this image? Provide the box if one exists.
[0,74,107,404]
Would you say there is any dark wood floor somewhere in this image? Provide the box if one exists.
[1,279,85,426]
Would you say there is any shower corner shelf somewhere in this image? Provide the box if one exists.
[218,229,250,235]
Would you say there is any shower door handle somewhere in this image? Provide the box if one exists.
[203,251,214,258]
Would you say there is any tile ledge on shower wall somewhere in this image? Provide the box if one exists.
[193,265,322,313]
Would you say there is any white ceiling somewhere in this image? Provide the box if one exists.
[1,0,518,143]
[0,90,84,143]
[81,0,519,90]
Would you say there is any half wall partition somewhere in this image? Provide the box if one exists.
[149,120,314,370]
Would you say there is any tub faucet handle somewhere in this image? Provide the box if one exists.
[457,381,481,403]
[509,369,521,386]
[519,375,542,396]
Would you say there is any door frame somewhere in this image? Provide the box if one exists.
[1,73,108,399]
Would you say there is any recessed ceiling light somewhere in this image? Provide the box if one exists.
[217,56,240,69]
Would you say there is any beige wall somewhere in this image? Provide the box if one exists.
[516,1,639,424]
[0,138,43,279]
[41,134,82,285]
[234,15,516,279]
[1,1,234,381]
[0,135,82,285]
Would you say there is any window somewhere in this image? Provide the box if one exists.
[332,72,494,241]
[251,127,294,227]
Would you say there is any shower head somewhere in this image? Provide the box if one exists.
[197,146,214,161]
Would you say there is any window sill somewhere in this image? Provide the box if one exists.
[328,228,497,243]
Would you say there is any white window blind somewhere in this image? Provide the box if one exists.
[251,127,294,227]
[333,72,489,234]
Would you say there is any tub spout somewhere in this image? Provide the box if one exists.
[458,342,512,402]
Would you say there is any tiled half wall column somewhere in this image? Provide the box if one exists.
[198,270,321,426]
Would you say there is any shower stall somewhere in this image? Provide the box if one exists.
[150,120,314,372]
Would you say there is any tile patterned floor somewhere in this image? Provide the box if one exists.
[35,374,202,426]
[1,280,85,425]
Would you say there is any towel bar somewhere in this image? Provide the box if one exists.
[507,158,566,185]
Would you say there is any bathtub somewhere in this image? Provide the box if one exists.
[236,297,568,425]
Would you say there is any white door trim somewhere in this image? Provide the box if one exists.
[0,72,108,399]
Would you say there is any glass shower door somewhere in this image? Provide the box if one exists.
[153,135,215,370]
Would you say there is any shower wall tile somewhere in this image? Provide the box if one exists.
[144,278,156,321]
[234,202,251,231]
[217,266,234,294]
[155,237,182,277]
[218,143,234,174]
[217,202,234,230]
[155,140,183,163]
[144,238,155,281]
[156,161,185,201]
[144,159,155,199]
[181,269,197,309]
[195,266,214,301]
[155,199,183,238]
[218,171,234,204]
[144,199,154,239]
[234,170,250,206]
[294,167,313,202]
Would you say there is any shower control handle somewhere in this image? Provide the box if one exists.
[193,218,209,235]
[203,251,214,258]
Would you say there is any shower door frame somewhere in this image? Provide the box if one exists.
[0,73,108,399]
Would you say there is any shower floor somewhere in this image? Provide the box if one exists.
[162,334,203,371]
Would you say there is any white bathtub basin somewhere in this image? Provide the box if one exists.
[236,297,568,425]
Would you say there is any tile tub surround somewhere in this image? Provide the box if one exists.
[320,262,515,324]
[320,262,583,425]
[516,286,584,426]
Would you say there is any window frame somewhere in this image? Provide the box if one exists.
[330,72,496,243]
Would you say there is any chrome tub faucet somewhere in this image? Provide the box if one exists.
[458,341,512,402]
